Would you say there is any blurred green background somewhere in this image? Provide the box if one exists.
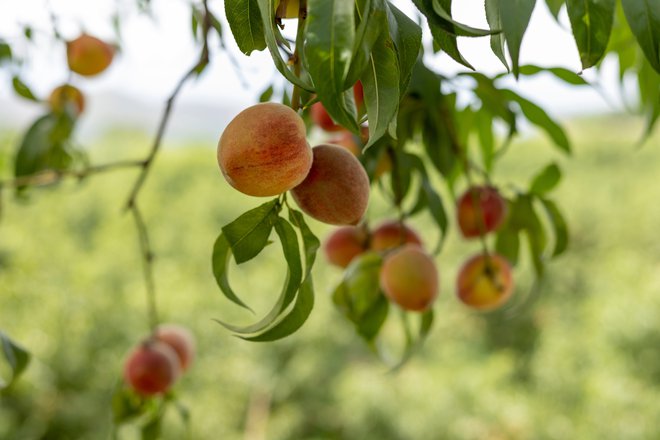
[1,116,660,440]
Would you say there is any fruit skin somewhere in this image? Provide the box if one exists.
[370,220,423,252]
[155,324,196,371]
[67,34,114,77]
[123,341,181,396]
[323,226,368,268]
[275,0,300,18]
[218,102,312,197]
[291,144,370,225]
[327,130,361,156]
[379,245,439,312]
[311,102,342,132]
[456,253,514,311]
[456,185,507,238]
[354,81,364,113]
[48,84,85,116]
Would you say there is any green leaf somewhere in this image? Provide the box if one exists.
[566,0,616,69]
[0,42,11,64]
[421,179,448,253]
[221,199,279,264]
[225,0,266,55]
[485,0,510,71]
[530,163,562,195]
[621,0,660,73]
[412,0,474,69]
[516,64,589,85]
[111,386,153,424]
[539,198,569,256]
[345,0,386,87]
[495,226,521,265]
[475,109,495,171]
[386,3,423,96]
[304,0,358,132]
[211,234,254,311]
[391,309,434,371]
[1,331,30,389]
[546,0,565,18]
[259,85,274,102]
[499,0,537,77]
[638,58,660,140]
[361,30,401,148]
[431,0,499,37]
[12,76,39,102]
[141,411,163,440]
[256,0,314,91]
[215,217,303,335]
[502,89,571,153]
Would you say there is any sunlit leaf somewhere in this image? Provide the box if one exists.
[566,0,615,69]
[221,199,279,264]
[499,0,536,77]
[225,0,266,55]
[529,163,562,195]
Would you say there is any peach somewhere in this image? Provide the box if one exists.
[275,0,300,18]
[155,324,195,372]
[457,185,507,238]
[379,245,439,312]
[123,341,180,396]
[327,130,361,156]
[66,34,114,77]
[291,144,369,225]
[370,220,423,252]
[311,102,342,132]
[323,226,368,268]
[218,102,312,197]
[456,253,514,311]
[354,81,364,113]
[48,84,85,116]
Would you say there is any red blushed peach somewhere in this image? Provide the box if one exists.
[457,185,507,238]
[66,34,115,77]
[218,102,312,197]
[155,324,196,372]
[379,245,439,312]
[354,81,364,114]
[456,253,514,311]
[291,144,370,225]
[48,84,85,116]
[123,341,180,396]
[311,102,342,132]
[327,130,361,156]
[370,220,423,252]
[323,226,368,268]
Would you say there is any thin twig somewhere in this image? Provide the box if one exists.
[130,204,159,333]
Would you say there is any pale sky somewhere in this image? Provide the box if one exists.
[0,0,631,137]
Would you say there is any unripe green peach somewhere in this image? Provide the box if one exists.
[48,84,85,116]
[456,253,514,311]
[370,220,423,252]
[218,102,312,197]
[323,226,368,268]
[155,324,196,372]
[291,144,369,225]
[123,341,180,396]
[66,34,115,77]
[379,245,439,312]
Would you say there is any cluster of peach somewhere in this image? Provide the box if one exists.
[47,34,115,116]
[325,185,513,312]
[123,324,196,396]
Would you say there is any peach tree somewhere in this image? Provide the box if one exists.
[1,0,659,435]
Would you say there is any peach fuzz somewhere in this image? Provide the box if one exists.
[456,253,514,311]
[323,226,368,268]
[291,144,369,225]
[218,102,312,197]
[379,245,439,312]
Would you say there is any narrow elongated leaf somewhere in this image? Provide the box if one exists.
[566,0,615,69]
[346,0,386,87]
[1,331,30,389]
[0,42,11,63]
[540,198,569,256]
[530,163,561,195]
[361,31,400,148]
[211,234,254,310]
[621,0,660,73]
[546,0,565,18]
[386,3,423,95]
[221,199,279,264]
[412,0,474,69]
[12,76,38,102]
[495,226,521,265]
[422,179,448,252]
[390,309,434,371]
[515,64,589,85]
[431,0,499,37]
[475,109,495,171]
[502,89,571,153]
[256,0,314,91]
[499,0,537,77]
[485,0,509,71]
[304,0,358,132]
[224,0,266,55]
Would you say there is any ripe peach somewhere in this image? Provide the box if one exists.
[311,102,342,132]
[155,324,195,372]
[66,34,114,77]
[457,185,507,238]
[456,253,514,311]
[123,341,180,396]
[327,130,361,156]
[370,220,423,252]
[275,0,300,18]
[48,84,85,116]
[323,226,368,268]
[379,245,439,312]
[218,102,312,197]
[291,144,369,225]
[354,81,364,113]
